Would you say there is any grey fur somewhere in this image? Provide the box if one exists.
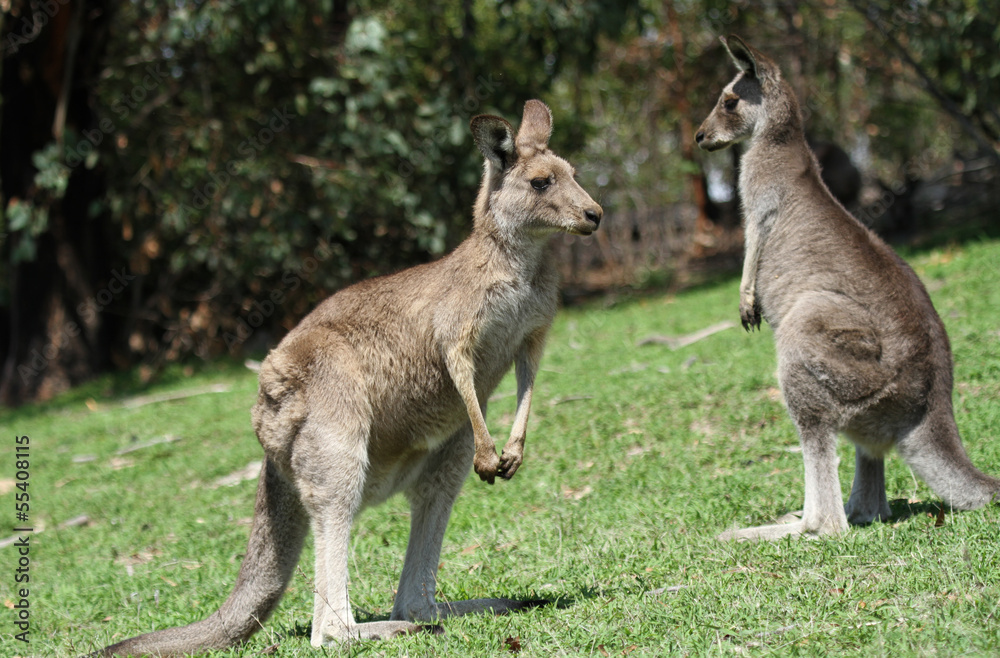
[99,100,601,655]
[696,36,1000,540]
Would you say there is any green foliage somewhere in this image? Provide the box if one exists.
[2,144,71,264]
[838,0,999,183]
[862,0,1000,145]
[2,0,997,395]
[91,0,640,362]
[4,238,1000,656]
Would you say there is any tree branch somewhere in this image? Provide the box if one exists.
[52,0,86,144]
[850,0,1000,168]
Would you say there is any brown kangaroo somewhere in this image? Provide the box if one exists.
[696,36,1000,540]
[99,99,602,655]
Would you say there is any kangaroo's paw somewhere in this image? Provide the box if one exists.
[498,446,523,480]
[473,450,501,484]
[739,296,761,332]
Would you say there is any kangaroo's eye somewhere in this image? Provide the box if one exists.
[724,98,739,111]
[530,177,551,191]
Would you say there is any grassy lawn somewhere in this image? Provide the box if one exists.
[2,237,999,657]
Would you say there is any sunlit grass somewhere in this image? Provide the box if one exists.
[2,238,999,656]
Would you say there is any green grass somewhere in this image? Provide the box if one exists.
[3,238,1000,657]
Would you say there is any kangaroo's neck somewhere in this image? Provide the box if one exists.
[467,211,553,282]
[733,131,820,326]
[738,133,816,225]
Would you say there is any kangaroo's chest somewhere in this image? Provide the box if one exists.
[360,280,556,509]
[475,278,556,379]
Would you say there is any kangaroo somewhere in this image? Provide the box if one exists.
[695,36,1000,541]
[99,100,602,655]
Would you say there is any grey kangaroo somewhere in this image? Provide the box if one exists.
[100,100,602,655]
[696,36,1000,540]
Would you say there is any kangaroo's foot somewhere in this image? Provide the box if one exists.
[717,511,802,541]
[314,620,441,646]
[844,496,892,525]
[718,520,809,542]
[717,509,847,541]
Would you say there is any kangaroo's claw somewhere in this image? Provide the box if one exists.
[740,299,761,332]
[498,450,523,480]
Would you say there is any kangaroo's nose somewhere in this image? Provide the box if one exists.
[695,131,705,143]
[585,207,602,227]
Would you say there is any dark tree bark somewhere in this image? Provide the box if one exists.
[0,0,115,404]
[665,0,718,256]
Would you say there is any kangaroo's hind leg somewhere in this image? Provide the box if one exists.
[718,420,846,541]
[721,293,892,541]
[843,446,892,525]
[771,294,892,537]
[295,413,423,645]
[392,421,546,622]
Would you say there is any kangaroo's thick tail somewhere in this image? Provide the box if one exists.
[897,406,1000,511]
[100,458,309,657]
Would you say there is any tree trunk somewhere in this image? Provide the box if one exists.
[0,0,115,405]
[665,0,717,257]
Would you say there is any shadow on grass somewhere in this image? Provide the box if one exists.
[888,498,945,522]
[347,596,565,626]
[285,596,569,641]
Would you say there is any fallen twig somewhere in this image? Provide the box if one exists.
[118,383,231,409]
[211,461,263,489]
[637,320,736,349]
[549,395,594,406]
[116,434,180,455]
[645,585,687,596]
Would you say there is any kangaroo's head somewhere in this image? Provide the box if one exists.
[695,35,802,152]
[470,100,602,239]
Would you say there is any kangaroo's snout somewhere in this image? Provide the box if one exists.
[572,203,602,236]
[695,123,727,152]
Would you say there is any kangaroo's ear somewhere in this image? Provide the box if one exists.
[471,115,517,172]
[515,99,552,155]
[723,35,761,78]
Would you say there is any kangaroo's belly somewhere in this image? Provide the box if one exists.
[360,425,471,510]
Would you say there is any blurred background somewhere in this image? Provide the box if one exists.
[0,0,997,405]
